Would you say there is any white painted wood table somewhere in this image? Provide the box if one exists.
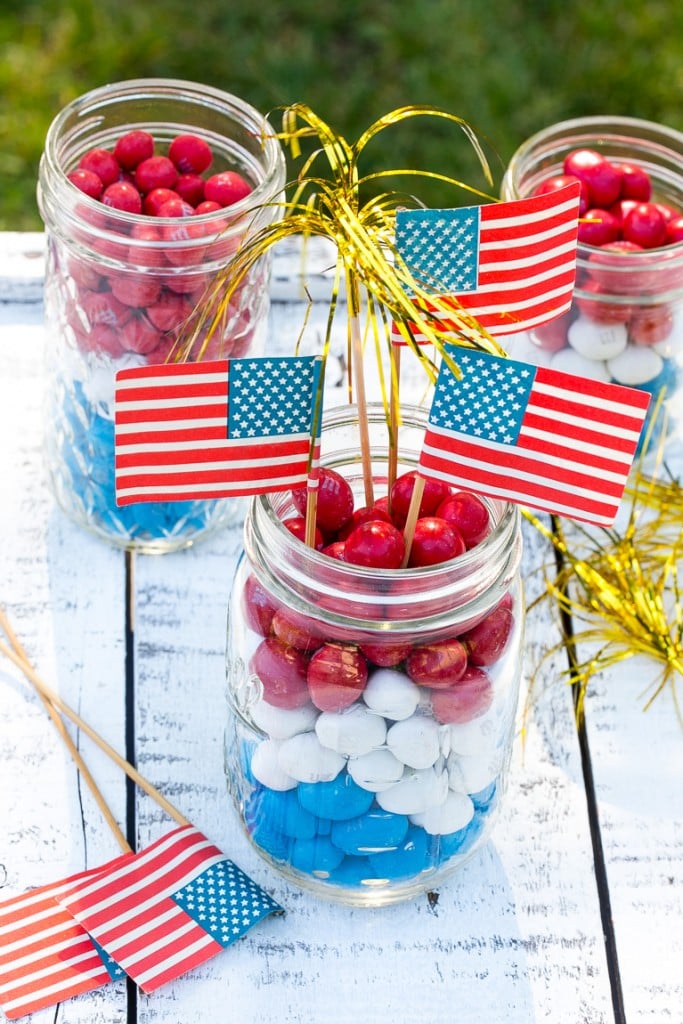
[1,232,681,1024]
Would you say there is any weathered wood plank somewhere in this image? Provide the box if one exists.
[0,302,129,1024]
[0,232,620,1023]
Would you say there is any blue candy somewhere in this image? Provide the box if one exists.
[298,773,375,822]
[328,857,377,887]
[251,787,320,840]
[367,826,434,880]
[290,836,345,874]
[331,809,409,856]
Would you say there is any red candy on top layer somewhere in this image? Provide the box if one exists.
[67,131,252,217]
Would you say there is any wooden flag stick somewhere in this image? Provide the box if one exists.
[400,473,426,568]
[387,343,401,514]
[350,310,375,508]
[0,622,189,828]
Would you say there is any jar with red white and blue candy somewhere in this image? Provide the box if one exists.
[501,116,683,460]
[37,78,286,552]
[225,403,524,906]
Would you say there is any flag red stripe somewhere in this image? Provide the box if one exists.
[480,213,578,245]
[116,478,301,503]
[535,364,651,409]
[419,440,621,523]
[116,437,310,468]
[517,423,637,469]
[117,359,229,382]
[63,830,220,922]
[135,932,223,994]
[116,402,227,424]
[117,380,228,402]
[423,429,628,498]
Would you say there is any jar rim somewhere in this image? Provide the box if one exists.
[244,402,522,637]
[38,77,286,244]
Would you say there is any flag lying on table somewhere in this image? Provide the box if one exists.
[0,855,132,1020]
[55,824,282,994]
[392,181,581,341]
[418,347,650,526]
[114,355,323,505]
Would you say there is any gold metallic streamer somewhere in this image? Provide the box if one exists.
[173,104,507,379]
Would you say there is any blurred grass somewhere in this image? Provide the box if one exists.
[1,0,682,229]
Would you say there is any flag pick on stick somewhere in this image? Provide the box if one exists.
[416,346,651,528]
[114,354,323,506]
[0,613,283,1019]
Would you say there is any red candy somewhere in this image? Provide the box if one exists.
[407,517,466,567]
[406,638,468,689]
[113,130,154,170]
[291,467,354,535]
[168,134,213,175]
[344,520,405,569]
[307,643,368,712]
[250,638,311,709]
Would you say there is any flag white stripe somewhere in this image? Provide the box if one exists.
[2,961,108,1014]
[77,851,226,932]
[116,395,226,412]
[116,472,309,500]
[0,946,105,997]
[418,462,616,525]
[422,440,618,501]
[477,239,577,269]
[480,230,577,255]
[116,370,228,391]
[531,380,643,419]
[133,932,217,989]
[116,453,309,476]
[424,421,634,470]
[60,826,203,904]
[114,915,201,969]
[483,192,580,227]
[421,432,630,486]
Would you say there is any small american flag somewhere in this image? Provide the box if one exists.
[114,355,323,505]
[393,182,581,339]
[0,856,131,1020]
[418,347,650,526]
[55,825,282,994]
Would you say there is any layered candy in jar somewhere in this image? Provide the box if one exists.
[225,404,524,906]
[37,78,285,552]
[502,116,683,457]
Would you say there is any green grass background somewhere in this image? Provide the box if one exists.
[1,0,682,229]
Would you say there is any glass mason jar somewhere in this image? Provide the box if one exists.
[37,78,286,552]
[225,403,524,906]
[501,116,683,459]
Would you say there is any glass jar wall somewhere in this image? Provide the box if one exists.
[37,79,286,552]
[501,116,683,459]
[225,404,524,906]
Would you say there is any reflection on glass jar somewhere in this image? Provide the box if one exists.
[37,78,286,552]
[501,116,683,459]
[225,404,524,906]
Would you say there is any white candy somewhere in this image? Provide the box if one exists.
[347,747,405,792]
[386,714,442,770]
[607,345,664,385]
[315,704,386,757]
[277,732,345,783]
[447,750,499,794]
[550,347,611,382]
[362,668,421,721]
[250,698,319,740]
[567,316,628,361]
[251,739,297,791]
[449,709,499,757]
[411,791,474,835]
[375,766,449,815]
